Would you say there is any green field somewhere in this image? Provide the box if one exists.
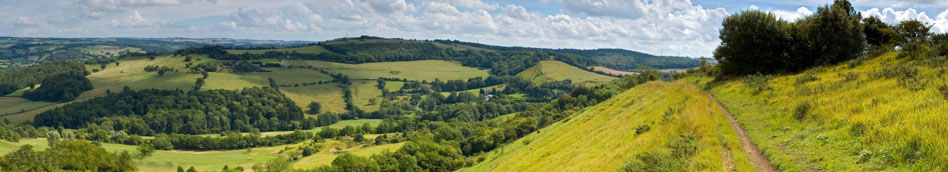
[0,119,389,171]
[516,60,615,85]
[281,84,347,114]
[0,97,54,115]
[304,60,489,81]
[257,119,382,137]
[439,84,505,97]
[226,45,330,55]
[464,81,754,172]
[687,51,948,171]
[351,80,383,112]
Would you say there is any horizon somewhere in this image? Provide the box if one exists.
[4,0,948,57]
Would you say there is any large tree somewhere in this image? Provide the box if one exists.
[801,0,865,65]
[713,10,792,76]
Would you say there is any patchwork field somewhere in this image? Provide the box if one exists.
[463,81,754,172]
[0,119,390,171]
[688,52,948,171]
[517,60,615,85]
[0,97,54,115]
[304,60,489,81]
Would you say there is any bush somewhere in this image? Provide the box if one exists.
[743,74,772,94]
[794,101,813,120]
[795,73,820,84]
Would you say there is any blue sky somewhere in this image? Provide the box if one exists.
[3,0,948,57]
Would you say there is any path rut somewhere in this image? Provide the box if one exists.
[706,92,777,172]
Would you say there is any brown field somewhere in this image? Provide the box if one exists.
[591,66,637,76]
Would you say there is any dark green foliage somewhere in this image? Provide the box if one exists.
[895,20,931,44]
[743,73,772,94]
[0,61,88,96]
[308,102,323,114]
[0,140,136,172]
[713,10,792,76]
[331,154,380,172]
[801,0,865,65]
[863,16,897,47]
[22,74,93,102]
[34,87,309,135]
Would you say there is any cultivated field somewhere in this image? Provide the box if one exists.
[517,60,615,85]
[304,60,489,81]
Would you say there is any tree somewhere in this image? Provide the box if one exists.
[308,102,323,114]
[863,16,896,47]
[22,74,93,102]
[713,10,791,76]
[193,78,205,92]
[332,153,380,172]
[137,142,156,159]
[800,0,864,65]
[895,20,931,44]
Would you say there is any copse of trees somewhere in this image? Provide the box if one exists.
[34,87,310,135]
[714,0,867,76]
[0,140,136,172]
[0,61,88,96]
[22,74,93,102]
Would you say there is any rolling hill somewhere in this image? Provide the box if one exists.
[687,51,948,171]
[463,80,757,172]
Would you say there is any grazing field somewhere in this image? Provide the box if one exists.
[0,97,54,115]
[351,80,383,112]
[257,119,382,136]
[463,81,754,172]
[687,52,948,171]
[280,84,347,114]
[304,60,489,81]
[517,60,615,85]
[292,141,406,169]
[226,45,329,55]
[439,84,505,97]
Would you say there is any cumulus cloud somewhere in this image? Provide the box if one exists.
[862,8,948,33]
[771,7,813,21]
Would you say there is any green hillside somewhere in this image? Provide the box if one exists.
[464,81,755,172]
[686,51,948,171]
[516,60,615,85]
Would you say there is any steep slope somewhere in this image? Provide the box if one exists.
[516,60,615,85]
[463,80,756,172]
[689,52,948,171]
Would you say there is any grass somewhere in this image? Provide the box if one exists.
[0,119,389,171]
[304,60,489,81]
[439,84,505,97]
[462,80,754,172]
[516,60,615,85]
[0,97,54,115]
[686,51,948,171]
[292,141,406,169]
[226,45,330,55]
[281,84,347,114]
[351,81,383,112]
[256,119,382,137]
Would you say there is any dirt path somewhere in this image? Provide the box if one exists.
[707,92,777,172]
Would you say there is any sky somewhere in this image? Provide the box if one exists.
[3,0,948,57]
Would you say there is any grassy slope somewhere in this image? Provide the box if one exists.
[0,97,54,115]
[516,60,615,85]
[463,81,754,172]
[303,60,489,81]
[688,52,948,171]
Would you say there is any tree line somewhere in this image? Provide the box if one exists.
[0,61,88,96]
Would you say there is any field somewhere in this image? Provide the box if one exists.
[351,80,383,112]
[0,97,54,115]
[517,60,615,85]
[0,119,390,171]
[687,52,948,171]
[591,66,637,76]
[463,81,754,172]
[281,84,348,114]
[225,45,329,55]
[303,60,489,81]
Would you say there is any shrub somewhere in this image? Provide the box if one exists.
[794,101,812,120]
[743,73,772,94]
[795,73,820,84]
[635,124,651,135]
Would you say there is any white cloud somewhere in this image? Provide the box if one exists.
[771,7,813,21]
[12,16,37,27]
[861,8,948,33]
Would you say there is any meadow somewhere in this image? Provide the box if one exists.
[687,52,948,171]
[463,81,755,172]
[516,60,615,85]
[303,60,489,81]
